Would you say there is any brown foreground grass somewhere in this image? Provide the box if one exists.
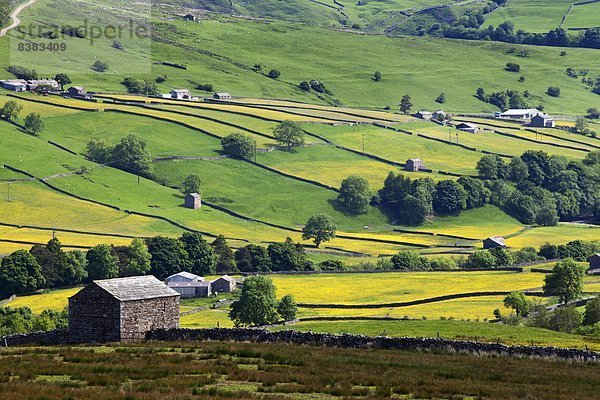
[0,341,599,399]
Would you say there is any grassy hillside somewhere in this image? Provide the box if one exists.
[2,0,599,113]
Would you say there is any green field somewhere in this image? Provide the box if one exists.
[563,2,600,29]
[2,0,600,114]
[484,0,574,32]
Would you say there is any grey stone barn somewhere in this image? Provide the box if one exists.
[405,158,424,172]
[211,275,237,293]
[168,281,212,298]
[68,276,180,343]
[184,193,201,209]
[483,236,506,249]
[589,254,600,273]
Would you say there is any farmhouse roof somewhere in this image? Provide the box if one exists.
[165,271,202,281]
[485,236,506,246]
[94,275,180,301]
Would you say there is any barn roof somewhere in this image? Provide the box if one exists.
[171,88,190,93]
[94,275,180,301]
[215,92,231,97]
[211,274,235,283]
[500,108,539,117]
[168,281,211,288]
[186,192,200,198]
[485,236,506,246]
[165,271,202,281]
[457,122,478,129]
[407,158,423,162]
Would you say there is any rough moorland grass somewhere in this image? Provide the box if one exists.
[269,271,546,305]
[2,341,600,399]
[273,319,600,350]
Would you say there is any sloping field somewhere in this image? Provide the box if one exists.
[505,224,600,248]
[484,0,573,32]
[561,1,600,29]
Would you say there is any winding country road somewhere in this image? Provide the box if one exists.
[0,0,37,37]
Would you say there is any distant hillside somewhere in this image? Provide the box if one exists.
[0,0,10,26]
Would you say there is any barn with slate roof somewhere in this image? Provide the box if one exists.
[68,275,180,342]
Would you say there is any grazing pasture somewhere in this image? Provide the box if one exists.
[484,0,574,32]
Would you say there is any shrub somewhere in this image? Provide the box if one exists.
[390,251,430,270]
[547,86,561,97]
[505,62,520,72]
[268,69,280,79]
[92,60,109,72]
[221,133,256,160]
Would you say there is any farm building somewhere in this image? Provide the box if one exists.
[483,236,506,249]
[182,13,196,21]
[589,254,600,273]
[211,275,237,293]
[456,122,479,133]
[66,86,92,99]
[184,193,201,209]
[0,79,28,92]
[165,271,204,284]
[405,158,424,172]
[170,89,191,99]
[27,79,60,91]
[432,110,447,121]
[213,92,232,100]
[415,111,432,120]
[529,114,556,128]
[68,275,180,343]
[168,281,212,298]
[498,109,540,121]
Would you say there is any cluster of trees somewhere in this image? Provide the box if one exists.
[7,65,38,80]
[338,176,373,214]
[229,275,297,326]
[384,239,599,272]
[86,134,154,178]
[499,260,600,336]
[121,77,158,95]
[0,306,67,336]
[298,80,331,94]
[443,22,600,50]
[475,88,530,111]
[220,121,305,159]
[476,150,600,224]
[0,0,9,25]
[0,100,45,135]
[378,173,490,225]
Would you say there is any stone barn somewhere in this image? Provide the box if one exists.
[589,254,600,273]
[415,111,432,120]
[211,275,237,293]
[213,92,232,100]
[483,236,506,249]
[182,13,196,21]
[68,275,180,343]
[405,158,424,172]
[168,281,212,298]
[529,114,556,128]
[456,122,479,133]
[184,193,201,209]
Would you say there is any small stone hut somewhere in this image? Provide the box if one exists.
[589,254,600,272]
[184,193,201,209]
[68,275,180,343]
[213,92,232,100]
[405,158,424,172]
[211,275,237,293]
[483,236,506,249]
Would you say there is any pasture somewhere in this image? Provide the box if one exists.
[484,0,574,32]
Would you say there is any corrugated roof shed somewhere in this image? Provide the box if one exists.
[95,275,180,302]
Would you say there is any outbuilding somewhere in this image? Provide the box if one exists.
[415,111,432,120]
[165,271,204,284]
[211,275,237,293]
[170,89,191,99]
[184,193,201,209]
[589,254,600,272]
[168,281,212,298]
[483,236,506,249]
[68,275,180,343]
[0,79,28,92]
[182,14,196,21]
[529,114,556,128]
[213,92,232,100]
[405,158,424,172]
[498,109,540,121]
[456,122,479,133]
